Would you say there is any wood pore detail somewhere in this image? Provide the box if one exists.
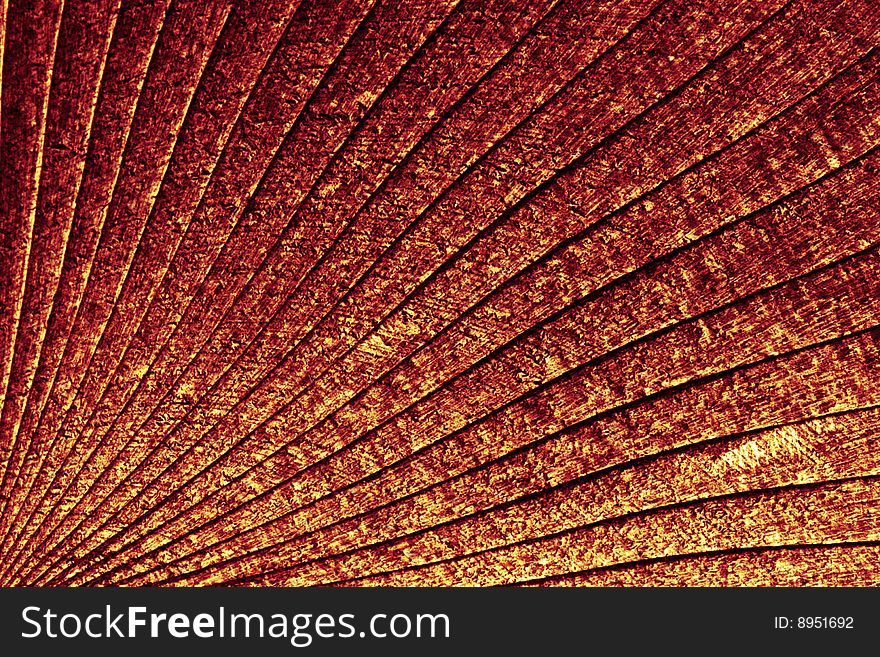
[0,0,877,586]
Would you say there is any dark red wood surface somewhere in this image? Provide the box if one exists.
[0,0,878,586]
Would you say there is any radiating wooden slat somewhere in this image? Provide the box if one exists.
[0,0,877,587]
[0,0,235,578]
[51,11,880,583]
[0,0,174,561]
[4,0,307,579]
[0,0,65,496]
[526,543,880,587]
[344,476,880,586]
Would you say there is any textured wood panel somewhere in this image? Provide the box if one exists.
[0,0,877,586]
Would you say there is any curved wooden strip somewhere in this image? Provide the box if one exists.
[524,543,880,587]
[342,477,880,586]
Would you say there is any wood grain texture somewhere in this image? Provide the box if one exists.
[0,0,877,586]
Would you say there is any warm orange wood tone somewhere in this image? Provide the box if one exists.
[0,0,877,586]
